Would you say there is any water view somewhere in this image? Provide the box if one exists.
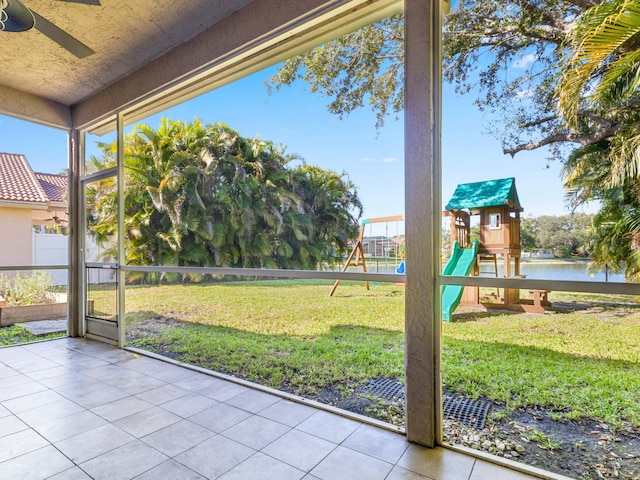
[358,259,628,283]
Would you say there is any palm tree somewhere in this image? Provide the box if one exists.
[89,118,362,279]
[557,0,640,279]
[560,0,640,186]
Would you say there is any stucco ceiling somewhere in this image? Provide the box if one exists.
[0,0,253,106]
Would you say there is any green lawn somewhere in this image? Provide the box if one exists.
[0,325,65,346]
[121,279,640,429]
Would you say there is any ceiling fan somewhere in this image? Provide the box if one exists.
[0,0,100,58]
[43,213,67,224]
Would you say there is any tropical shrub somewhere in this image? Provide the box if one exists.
[87,119,362,280]
[0,272,56,306]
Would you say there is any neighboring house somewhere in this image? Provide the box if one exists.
[361,235,405,257]
[0,153,68,270]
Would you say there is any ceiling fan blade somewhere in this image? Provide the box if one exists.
[56,0,101,5]
[0,0,35,32]
[31,10,94,58]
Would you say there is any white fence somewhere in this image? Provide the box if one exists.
[31,232,114,286]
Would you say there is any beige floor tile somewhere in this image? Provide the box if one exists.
[0,414,28,438]
[198,380,250,402]
[79,439,168,480]
[258,399,316,427]
[310,445,393,480]
[188,403,252,433]
[15,358,60,373]
[55,357,109,370]
[222,415,290,450]
[33,409,108,443]
[135,383,190,404]
[63,385,130,409]
[91,395,154,422]
[159,392,218,418]
[386,465,433,479]
[0,445,74,480]
[262,428,337,472]
[47,466,94,479]
[296,411,361,443]
[41,373,108,391]
[103,373,165,395]
[148,364,201,384]
[219,452,305,480]
[397,445,475,480]
[134,459,205,479]
[0,380,48,402]
[54,423,135,464]
[0,340,561,480]
[0,365,18,379]
[225,389,281,413]
[82,364,137,381]
[24,365,72,381]
[16,398,85,426]
[0,373,34,388]
[172,373,223,392]
[174,435,255,478]
[141,419,215,457]
[114,406,181,437]
[342,424,409,464]
[0,429,49,462]
[2,389,66,414]
[1,373,34,388]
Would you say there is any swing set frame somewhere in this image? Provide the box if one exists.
[329,215,404,296]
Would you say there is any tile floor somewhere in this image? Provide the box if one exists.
[0,337,542,480]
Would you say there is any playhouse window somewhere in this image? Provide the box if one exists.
[489,213,501,229]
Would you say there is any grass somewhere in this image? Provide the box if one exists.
[126,280,405,395]
[119,280,640,428]
[0,325,64,346]
[523,429,562,450]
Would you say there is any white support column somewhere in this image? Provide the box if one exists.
[116,113,126,348]
[404,0,442,446]
[68,128,82,338]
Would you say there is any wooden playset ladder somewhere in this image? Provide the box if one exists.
[477,253,500,296]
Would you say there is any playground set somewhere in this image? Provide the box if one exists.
[330,177,549,320]
[442,177,549,320]
[329,215,404,296]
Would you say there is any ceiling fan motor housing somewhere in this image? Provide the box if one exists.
[0,0,36,32]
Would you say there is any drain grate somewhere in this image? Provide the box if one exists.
[357,378,491,429]
[442,394,491,430]
[357,378,405,402]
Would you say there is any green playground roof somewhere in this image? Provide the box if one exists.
[445,177,523,212]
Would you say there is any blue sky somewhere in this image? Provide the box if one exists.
[0,63,597,234]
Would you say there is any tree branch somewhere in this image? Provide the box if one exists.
[504,127,619,157]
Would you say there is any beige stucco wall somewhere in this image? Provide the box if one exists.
[0,206,33,267]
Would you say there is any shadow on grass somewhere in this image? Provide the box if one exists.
[125,314,405,396]
[126,309,640,429]
[443,337,640,428]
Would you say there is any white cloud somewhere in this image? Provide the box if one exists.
[360,157,376,162]
[381,157,398,163]
[513,53,537,69]
[515,89,534,99]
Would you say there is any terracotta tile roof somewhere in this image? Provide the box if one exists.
[0,153,67,205]
[35,172,68,203]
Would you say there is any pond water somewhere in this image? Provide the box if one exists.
[360,259,629,283]
[510,262,626,283]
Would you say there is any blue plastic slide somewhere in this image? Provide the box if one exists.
[441,240,479,322]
